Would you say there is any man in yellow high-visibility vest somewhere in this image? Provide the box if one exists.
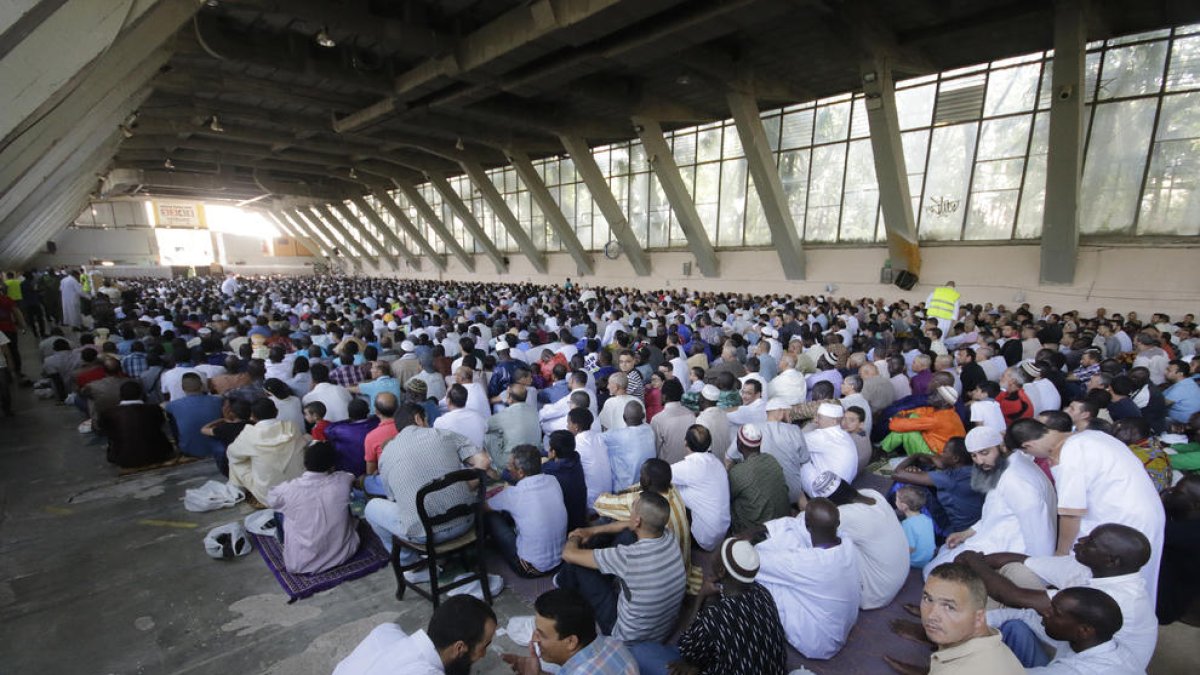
[926,281,961,337]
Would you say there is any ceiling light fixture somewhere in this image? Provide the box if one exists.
[315,27,336,48]
[676,74,692,86]
[209,115,224,132]
[455,137,465,151]
[164,158,175,170]
[348,167,358,179]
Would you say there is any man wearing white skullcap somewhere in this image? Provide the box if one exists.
[695,383,731,462]
[799,402,859,496]
[922,426,1057,578]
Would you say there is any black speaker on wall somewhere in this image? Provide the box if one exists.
[894,270,919,290]
[46,240,57,254]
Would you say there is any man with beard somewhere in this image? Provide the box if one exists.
[922,427,1056,577]
[334,595,497,675]
[1158,474,1200,624]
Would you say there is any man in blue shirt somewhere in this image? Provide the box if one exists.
[165,372,224,458]
[543,430,589,530]
[1164,359,1200,425]
[890,436,983,537]
[350,361,402,415]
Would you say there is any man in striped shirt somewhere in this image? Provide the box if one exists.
[558,490,686,643]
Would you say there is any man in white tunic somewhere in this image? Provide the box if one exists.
[800,402,858,495]
[1008,417,1165,600]
[924,426,1056,577]
[59,270,88,330]
[754,498,860,660]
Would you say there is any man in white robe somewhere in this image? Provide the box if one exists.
[923,426,1056,577]
[799,402,858,495]
[60,270,89,330]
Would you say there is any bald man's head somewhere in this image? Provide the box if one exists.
[623,400,645,427]
[804,498,840,538]
[1074,523,1151,577]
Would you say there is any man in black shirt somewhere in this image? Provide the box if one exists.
[955,346,987,398]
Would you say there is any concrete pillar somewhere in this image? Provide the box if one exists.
[0,49,167,227]
[264,209,327,260]
[393,183,474,272]
[727,89,807,280]
[351,193,443,270]
[559,134,651,276]
[458,158,547,273]
[0,0,171,141]
[290,207,365,271]
[1040,0,1087,285]
[506,149,594,276]
[862,59,922,278]
[426,174,507,273]
[631,117,719,277]
[310,205,383,270]
[327,201,404,271]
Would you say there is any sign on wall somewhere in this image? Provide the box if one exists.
[152,200,207,228]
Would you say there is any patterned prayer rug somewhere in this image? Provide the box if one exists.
[251,524,390,603]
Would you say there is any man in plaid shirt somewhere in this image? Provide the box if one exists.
[329,352,367,388]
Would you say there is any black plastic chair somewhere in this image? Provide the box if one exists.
[389,468,492,608]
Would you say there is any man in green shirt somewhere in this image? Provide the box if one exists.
[728,423,791,533]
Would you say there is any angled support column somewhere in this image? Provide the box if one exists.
[394,183,474,272]
[559,135,650,276]
[630,118,719,277]
[358,191,446,271]
[282,208,338,257]
[507,149,594,276]
[339,199,420,271]
[727,90,806,280]
[458,158,547,273]
[0,135,122,266]
[0,107,134,252]
[426,174,507,273]
[0,48,168,226]
[1040,0,1086,285]
[310,205,382,271]
[326,201,402,271]
[862,59,921,278]
[278,208,334,257]
[265,209,327,259]
[289,207,364,272]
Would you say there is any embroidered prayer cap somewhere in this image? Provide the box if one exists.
[720,538,760,584]
[937,385,959,404]
[737,424,763,448]
[811,470,842,498]
[701,384,721,402]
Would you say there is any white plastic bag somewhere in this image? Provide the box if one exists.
[184,480,245,512]
[243,509,279,537]
[203,522,253,559]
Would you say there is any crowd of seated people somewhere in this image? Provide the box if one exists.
[7,268,1200,672]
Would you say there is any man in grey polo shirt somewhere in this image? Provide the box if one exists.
[557,491,686,644]
[364,403,492,569]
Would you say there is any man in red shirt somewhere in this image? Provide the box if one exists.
[363,392,402,496]
[0,290,27,383]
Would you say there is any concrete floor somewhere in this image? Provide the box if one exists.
[2,331,1198,674]
[0,337,530,675]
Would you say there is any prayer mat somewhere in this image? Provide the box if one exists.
[116,454,200,476]
[251,524,390,603]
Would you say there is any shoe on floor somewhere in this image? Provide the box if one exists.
[446,573,504,600]
[403,564,439,584]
